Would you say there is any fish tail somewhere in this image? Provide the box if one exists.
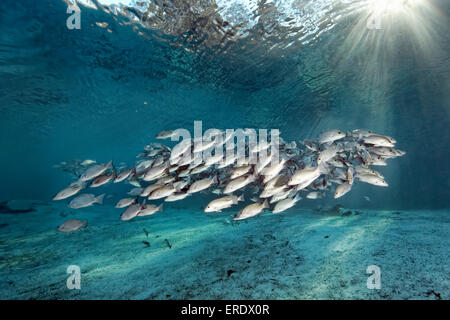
[112,164,117,177]
[129,168,137,180]
[96,193,106,205]
[238,194,245,202]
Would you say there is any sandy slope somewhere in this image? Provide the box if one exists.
[0,202,448,299]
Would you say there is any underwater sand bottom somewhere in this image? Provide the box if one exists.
[0,203,448,300]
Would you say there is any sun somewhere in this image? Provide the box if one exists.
[368,0,426,15]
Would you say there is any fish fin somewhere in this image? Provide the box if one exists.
[106,160,113,169]
[263,199,270,209]
[238,194,245,202]
[294,193,302,202]
[141,199,147,209]
[96,194,106,205]
[111,162,117,176]
[158,203,163,212]
[82,221,88,228]
[128,169,136,180]
[72,180,86,188]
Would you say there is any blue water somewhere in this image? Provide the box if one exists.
[0,0,449,299]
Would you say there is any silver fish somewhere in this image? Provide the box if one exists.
[141,184,163,197]
[234,200,269,220]
[306,191,324,199]
[57,219,87,232]
[148,186,176,200]
[143,164,168,181]
[114,169,133,183]
[356,174,388,187]
[120,202,144,221]
[90,173,115,188]
[319,130,345,144]
[79,160,113,181]
[205,194,244,212]
[127,187,143,196]
[53,181,85,200]
[317,146,338,165]
[363,134,395,147]
[270,189,295,203]
[69,193,105,209]
[288,167,322,186]
[138,203,163,216]
[230,165,251,179]
[115,197,137,208]
[224,174,256,194]
[165,192,189,202]
[334,183,352,198]
[156,130,174,139]
[81,160,96,166]
[173,179,189,190]
[170,139,192,162]
[273,194,301,214]
[187,176,217,194]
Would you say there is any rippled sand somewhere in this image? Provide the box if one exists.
[0,202,448,299]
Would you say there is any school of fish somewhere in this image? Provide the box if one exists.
[53,128,405,230]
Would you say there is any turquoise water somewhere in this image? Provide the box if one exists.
[0,0,449,299]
